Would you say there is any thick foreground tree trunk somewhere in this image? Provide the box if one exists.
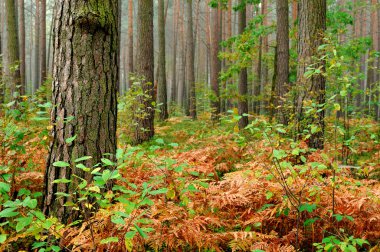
[43,0,118,223]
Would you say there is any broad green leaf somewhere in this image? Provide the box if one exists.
[91,168,102,174]
[102,170,111,182]
[74,156,92,162]
[299,203,317,213]
[134,224,148,239]
[273,149,287,160]
[0,182,10,193]
[53,161,70,168]
[53,178,71,184]
[23,197,37,209]
[65,135,77,144]
[0,208,19,218]
[101,158,114,166]
[265,191,274,200]
[149,188,168,195]
[100,237,119,244]
[0,234,6,243]
[125,231,137,239]
[15,216,33,232]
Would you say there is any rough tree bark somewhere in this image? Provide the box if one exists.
[296,0,327,149]
[238,0,248,129]
[43,0,118,223]
[276,0,290,124]
[158,0,168,120]
[186,0,196,119]
[133,0,155,144]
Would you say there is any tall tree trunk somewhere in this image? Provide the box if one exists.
[369,0,379,119]
[276,0,290,124]
[18,0,26,95]
[118,0,122,94]
[43,0,118,223]
[33,0,39,93]
[296,0,327,149]
[127,0,134,90]
[178,2,185,107]
[210,5,220,122]
[238,0,248,129]
[39,0,46,86]
[186,0,196,119]
[133,0,155,144]
[158,0,168,120]
[5,0,21,102]
[205,4,211,87]
[260,0,269,114]
[171,0,178,103]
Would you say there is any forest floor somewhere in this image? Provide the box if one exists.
[1,112,380,251]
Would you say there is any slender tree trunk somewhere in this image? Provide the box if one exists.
[118,0,122,94]
[47,3,55,77]
[158,0,168,120]
[205,4,211,87]
[133,0,155,144]
[226,0,232,111]
[127,0,134,90]
[194,0,200,82]
[186,0,196,119]
[171,0,178,103]
[43,0,118,223]
[210,5,220,122]
[178,3,185,107]
[296,0,327,149]
[370,0,379,119]
[238,0,248,129]
[29,0,33,93]
[33,0,39,92]
[18,0,26,95]
[276,0,290,124]
[5,0,21,102]
[260,0,268,114]
[39,0,46,86]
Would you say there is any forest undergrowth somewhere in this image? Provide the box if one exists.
[1,111,380,252]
